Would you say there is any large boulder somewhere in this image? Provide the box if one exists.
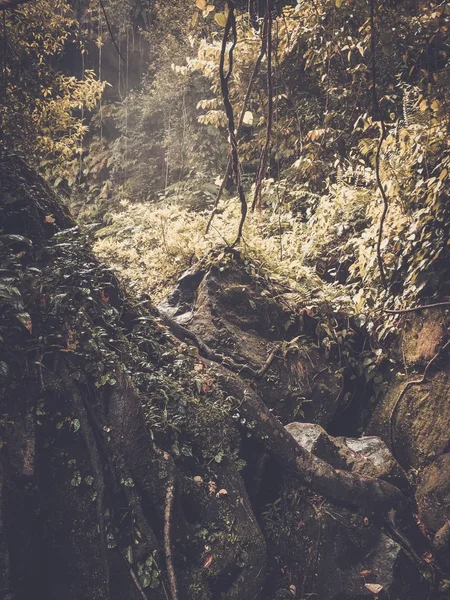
[367,309,450,469]
[286,422,410,494]
[278,423,424,600]
[416,453,450,547]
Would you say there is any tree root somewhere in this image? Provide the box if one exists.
[159,315,405,513]
[160,312,280,379]
[213,364,404,515]
[385,302,450,315]
[389,339,450,462]
[153,445,178,600]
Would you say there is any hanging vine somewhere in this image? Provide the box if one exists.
[251,0,273,213]
[219,0,247,246]
[370,0,389,290]
[205,9,269,235]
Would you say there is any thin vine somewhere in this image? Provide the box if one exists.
[251,0,273,213]
[219,0,247,246]
[370,0,389,290]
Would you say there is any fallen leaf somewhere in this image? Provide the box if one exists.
[203,554,213,568]
[364,583,383,594]
[289,584,296,596]
[44,215,56,224]
[193,476,203,484]
[360,569,373,577]
[208,481,217,495]
[216,489,228,498]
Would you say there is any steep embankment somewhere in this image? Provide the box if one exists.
[1,149,449,599]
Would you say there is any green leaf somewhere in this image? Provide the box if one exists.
[0,361,9,380]
[0,234,32,247]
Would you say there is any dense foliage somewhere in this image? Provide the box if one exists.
[2,0,450,324]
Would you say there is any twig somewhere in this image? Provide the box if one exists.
[370,0,389,290]
[205,13,269,235]
[389,340,450,461]
[220,1,248,246]
[99,0,126,62]
[251,0,273,212]
[385,302,450,315]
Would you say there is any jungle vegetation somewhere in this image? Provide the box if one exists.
[1,1,450,599]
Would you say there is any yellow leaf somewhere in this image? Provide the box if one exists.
[196,0,206,9]
[242,111,254,126]
[439,168,448,181]
[365,583,384,594]
[214,12,228,27]
[431,99,440,111]
[419,100,428,112]
[336,0,342,6]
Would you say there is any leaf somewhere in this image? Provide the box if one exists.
[335,0,342,6]
[203,554,213,568]
[45,215,56,224]
[364,583,384,594]
[15,311,32,333]
[214,12,228,27]
[243,111,254,126]
[0,234,32,247]
[0,361,9,380]
[196,0,206,9]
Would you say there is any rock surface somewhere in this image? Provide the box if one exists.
[160,256,345,427]
[416,453,450,536]
[286,422,410,491]
[367,310,450,470]
[282,422,425,599]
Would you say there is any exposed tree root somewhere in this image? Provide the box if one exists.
[385,302,450,315]
[389,339,450,462]
[153,445,178,600]
[160,311,280,379]
[385,509,434,584]
[213,364,404,515]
